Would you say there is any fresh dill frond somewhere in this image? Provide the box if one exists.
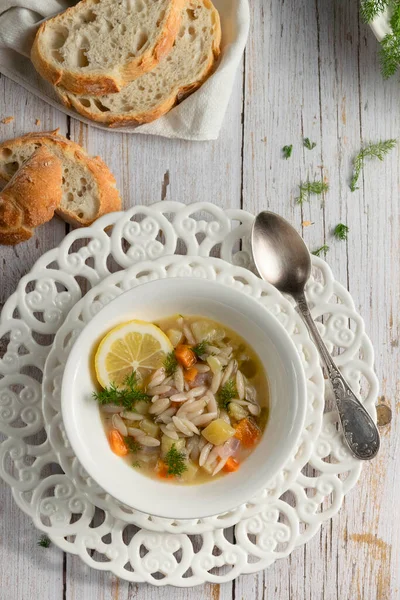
[304,138,317,150]
[92,371,150,411]
[376,3,400,78]
[132,461,141,468]
[312,245,330,257]
[360,0,389,23]
[218,379,238,410]
[361,1,400,79]
[282,145,293,159]
[192,340,208,357]
[380,33,400,78]
[350,139,396,191]
[37,535,51,548]
[125,437,141,453]
[296,180,329,204]
[163,351,178,376]
[333,223,349,241]
[164,444,187,477]
[390,1,400,33]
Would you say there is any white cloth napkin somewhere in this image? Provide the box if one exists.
[0,0,249,140]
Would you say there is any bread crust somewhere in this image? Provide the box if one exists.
[0,146,62,245]
[57,0,221,127]
[31,0,185,96]
[0,131,121,227]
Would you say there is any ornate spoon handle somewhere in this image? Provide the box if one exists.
[295,291,380,460]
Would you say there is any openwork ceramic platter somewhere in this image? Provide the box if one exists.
[0,202,378,585]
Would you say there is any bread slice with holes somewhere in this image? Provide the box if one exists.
[31,0,185,96]
[0,130,121,227]
[56,0,221,127]
[0,146,62,245]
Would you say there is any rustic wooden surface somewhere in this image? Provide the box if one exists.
[0,0,399,598]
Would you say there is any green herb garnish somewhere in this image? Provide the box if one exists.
[333,223,349,241]
[312,245,330,257]
[296,180,329,204]
[350,139,396,191]
[360,0,389,24]
[282,145,293,159]
[192,340,208,357]
[163,351,178,376]
[361,1,400,78]
[132,461,141,468]
[38,535,51,548]
[125,437,141,453]
[304,138,317,150]
[218,379,238,410]
[92,371,150,411]
[164,443,187,477]
[380,32,400,78]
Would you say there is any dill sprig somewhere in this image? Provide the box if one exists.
[334,223,349,241]
[218,379,237,410]
[360,0,389,23]
[390,0,400,32]
[380,32,400,78]
[92,371,150,411]
[379,3,400,78]
[164,444,187,477]
[282,145,293,159]
[361,1,400,78]
[304,138,316,150]
[192,340,208,357]
[350,139,396,191]
[296,180,329,204]
[125,437,141,453]
[163,351,178,376]
[132,461,141,468]
[312,245,330,257]
[37,535,51,548]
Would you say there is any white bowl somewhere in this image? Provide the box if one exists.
[62,278,307,520]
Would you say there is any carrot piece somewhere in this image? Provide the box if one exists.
[108,429,128,456]
[156,459,172,478]
[234,418,260,448]
[175,344,197,369]
[223,457,240,472]
[184,366,198,382]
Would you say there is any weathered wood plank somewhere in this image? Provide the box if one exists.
[0,75,68,305]
[0,75,68,600]
[239,1,400,599]
[0,482,64,600]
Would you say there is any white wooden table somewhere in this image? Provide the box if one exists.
[0,1,398,598]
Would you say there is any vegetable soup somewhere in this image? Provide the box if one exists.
[93,315,269,484]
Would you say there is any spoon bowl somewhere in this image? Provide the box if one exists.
[251,211,311,296]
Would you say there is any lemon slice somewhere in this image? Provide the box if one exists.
[95,320,173,388]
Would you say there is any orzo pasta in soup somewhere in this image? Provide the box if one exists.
[92,315,269,484]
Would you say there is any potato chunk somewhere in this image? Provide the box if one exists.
[202,419,236,445]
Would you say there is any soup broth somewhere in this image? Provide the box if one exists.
[97,315,269,485]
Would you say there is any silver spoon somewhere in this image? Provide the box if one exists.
[251,211,380,460]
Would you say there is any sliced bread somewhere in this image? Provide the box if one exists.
[31,0,185,96]
[57,0,221,127]
[0,146,62,245]
[0,131,121,227]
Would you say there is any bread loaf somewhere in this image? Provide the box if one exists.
[57,0,221,127]
[31,0,185,96]
[0,146,62,245]
[0,131,121,226]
